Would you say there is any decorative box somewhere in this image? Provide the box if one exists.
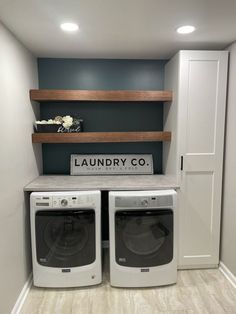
[35,119,83,133]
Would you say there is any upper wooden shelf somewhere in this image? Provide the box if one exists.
[32,131,171,143]
[30,89,172,102]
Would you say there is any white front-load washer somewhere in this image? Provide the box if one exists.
[109,190,177,287]
[30,191,101,288]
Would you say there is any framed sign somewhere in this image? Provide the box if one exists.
[70,154,153,175]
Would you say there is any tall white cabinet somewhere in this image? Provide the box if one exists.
[164,51,228,268]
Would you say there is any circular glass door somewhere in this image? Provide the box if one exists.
[115,209,173,267]
[43,218,89,259]
[36,210,95,268]
[122,216,166,256]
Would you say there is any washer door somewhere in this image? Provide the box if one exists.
[35,209,95,267]
[115,209,173,267]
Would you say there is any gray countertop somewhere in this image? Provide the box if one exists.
[24,175,179,192]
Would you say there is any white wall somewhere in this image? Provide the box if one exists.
[0,22,41,313]
[221,42,236,277]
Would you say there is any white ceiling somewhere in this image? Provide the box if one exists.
[0,0,236,59]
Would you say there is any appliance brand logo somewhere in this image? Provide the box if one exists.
[70,154,153,175]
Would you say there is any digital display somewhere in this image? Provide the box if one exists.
[36,202,49,206]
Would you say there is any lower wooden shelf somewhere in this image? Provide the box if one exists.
[32,131,171,143]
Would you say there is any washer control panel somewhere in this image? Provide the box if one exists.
[34,194,95,208]
[115,195,173,208]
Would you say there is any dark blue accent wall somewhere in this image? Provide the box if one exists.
[38,58,166,174]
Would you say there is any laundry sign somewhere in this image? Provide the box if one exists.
[70,154,154,175]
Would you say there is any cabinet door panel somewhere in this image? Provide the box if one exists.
[178,51,228,267]
[180,172,214,258]
[186,60,218,154]
[184,154,215,172]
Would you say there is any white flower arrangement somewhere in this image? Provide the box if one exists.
[35,119,61,124]
[36,115,74,129]
[62,115,73,129]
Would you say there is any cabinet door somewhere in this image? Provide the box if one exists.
[178,51,228,268]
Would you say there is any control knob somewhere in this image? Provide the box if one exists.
[141,199,148,206]
[61,199,68,207]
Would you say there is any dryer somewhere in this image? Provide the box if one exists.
[30,191,101,288]
[109,190,177,287]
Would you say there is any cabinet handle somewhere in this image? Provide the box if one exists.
[181,156,184,171]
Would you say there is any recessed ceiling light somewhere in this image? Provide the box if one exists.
[177,25,196,34]
[60,22,79,32]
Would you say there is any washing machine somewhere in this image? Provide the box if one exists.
[109,190,177,287]
[30,191,101,288]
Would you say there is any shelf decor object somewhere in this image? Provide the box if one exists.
[35,116,83,133]
[70,154,154,175]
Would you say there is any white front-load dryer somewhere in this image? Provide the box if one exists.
[30,191,101,288]
[109,190,177,287]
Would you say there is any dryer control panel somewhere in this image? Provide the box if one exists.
[115,195,173,208]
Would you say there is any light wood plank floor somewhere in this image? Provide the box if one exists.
[21,251,236,314]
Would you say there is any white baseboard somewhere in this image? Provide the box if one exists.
[11,273,32,314]
[178,264,218,270]
[219,261,236,289]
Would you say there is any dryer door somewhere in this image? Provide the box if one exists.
[35,209,95,268]
[115,209,173,267]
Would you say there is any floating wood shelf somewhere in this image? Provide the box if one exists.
[32,131,171,143]
[30,89,172,102]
